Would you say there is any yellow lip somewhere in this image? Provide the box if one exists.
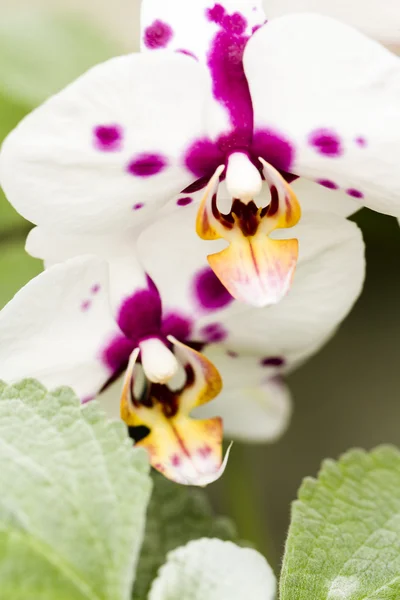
[120,338,229,486]
[196,160,301,307]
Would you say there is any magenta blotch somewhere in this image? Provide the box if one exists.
[206,4,226,24]
[91,284,101,295]
[171,454,181,467]
[207,15,253,146]
[93,125,123,152]
[127,154,168,177]
[133,203,144,211]
[194,267,234,311]
[309,129,343,157]
[200,323,228,343]
[346,188,364,199]
[222,12,247,35]
[227,350,238,358]
[317,179,339,190]
[162,312,193,342]
[176,49,198,60]
[117,282,162,343]
[185,138,224,179]
[177,196,193,207]
[143,20,174,49]
[198,445,212,458]
[81,300,91,312]
[252,128,295,172]
[261,357,285,367]
[102,335,135,373]
[355,136,367,148]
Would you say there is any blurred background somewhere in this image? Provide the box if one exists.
[0,0,400,575]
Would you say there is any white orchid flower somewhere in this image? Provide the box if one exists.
[0,0,395,308]
[0,204,364,485]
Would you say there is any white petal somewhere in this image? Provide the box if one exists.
[292,178,360,218]
[195,354,292,443]
[264,0,400,48]
[0,52,209,233]
[0,256,120,400]
[26,226,149,318]
[139,205,365,367]
[141,0,266,62]
[245,14,400,216]
[149,539,276,600]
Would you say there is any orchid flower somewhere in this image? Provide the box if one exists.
[0,203,365,485]
[0,1,396,309]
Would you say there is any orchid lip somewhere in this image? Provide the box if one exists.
[196,159,302,307]
[119,338,227,486]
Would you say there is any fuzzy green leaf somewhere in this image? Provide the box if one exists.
[0,380,152,600]
[132,473,239,599]
[281,446,400,600]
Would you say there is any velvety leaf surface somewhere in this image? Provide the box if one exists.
[281,446,400,600]
[0,380,152,600]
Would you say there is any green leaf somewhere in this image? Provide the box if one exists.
[0,12,121,107]
[0,380,152,600]
[148,539,276,600]
[132,473,239,599]
[280,445,400,600]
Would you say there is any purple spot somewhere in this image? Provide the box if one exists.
[102,334,135,373]
[176,49,198,60]
[127,153,167,177]
[93,125,123,152]
[117,281,162,343]
[194,267,234,311]
[222,12,247,35]
[252,128,295,172]
[133,203,144,211]
[91,283,101,295]
[81,300,91,312]
[200,323,228,343]
[355,136,367,148]
[252,24,262,34]
[162,312,193,342]
[206,4,226,24]
[184,138,224,179]
[198,444,212,458]
[261,357,285,367]
[227,350,238,358]
[177,196,193,207]
[143,20,174,49]
[309,129,343,157]
[346,188,364,199]
[317,179,339,190]
[171,454,181,467]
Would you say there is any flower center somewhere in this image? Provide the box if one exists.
[196,157,302,307]
[225,152,263,203]
[139,337,178,384]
